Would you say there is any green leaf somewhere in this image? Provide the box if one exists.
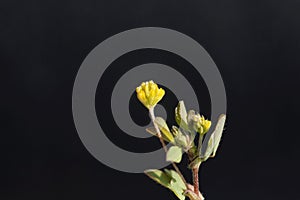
[211,114,226,157]
[154,117,175,143]
[201,137,213,162]
[145,169,187,200]
[197,134,204,154]
[146,127,171,143]
[166,146,182,163]
[144,169,172,188]
[164,169,187,200]
[175,101,189,130]
[200,114,226,161]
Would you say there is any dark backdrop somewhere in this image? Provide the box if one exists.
[2,0,300,199]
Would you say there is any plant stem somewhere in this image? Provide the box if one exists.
[149,107,188,187]
[192,164,204,200]
[192,167,199,195]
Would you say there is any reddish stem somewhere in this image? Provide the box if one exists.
[192,167,199,195]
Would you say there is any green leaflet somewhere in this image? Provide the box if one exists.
[154,117,175,143]
[166,146,183,163]
[175,101,189,130]
[211,114,226,157]
[145,169,187,200]
[165,169,187,200]
[200,114,226,161]
[144,169,172,188]
[145,169,186,200]
[146,126,173,143]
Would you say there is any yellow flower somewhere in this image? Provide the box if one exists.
[136,80,165,109]
[191,114,211,135]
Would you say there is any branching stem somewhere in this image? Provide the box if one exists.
[149,107,188,187]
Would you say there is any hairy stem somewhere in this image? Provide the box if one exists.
[149,107,188,187]
[149,107,168,152]
[192,165,204,200]
[192,167,199,195]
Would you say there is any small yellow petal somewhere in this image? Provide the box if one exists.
[141,82,146,90]
[157,88,165,99]
[149,89,156,106]
[137,91,148,107]
[145,82,150,97]
[136,86,142,93]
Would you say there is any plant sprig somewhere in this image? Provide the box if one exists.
[136,80,226,200]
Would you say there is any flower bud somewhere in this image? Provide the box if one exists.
[188,112,211,135]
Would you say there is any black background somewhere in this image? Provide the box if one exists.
[2,0,300,199]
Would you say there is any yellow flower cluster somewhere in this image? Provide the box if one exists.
[136,80,165,109]
[192,114,211,135]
